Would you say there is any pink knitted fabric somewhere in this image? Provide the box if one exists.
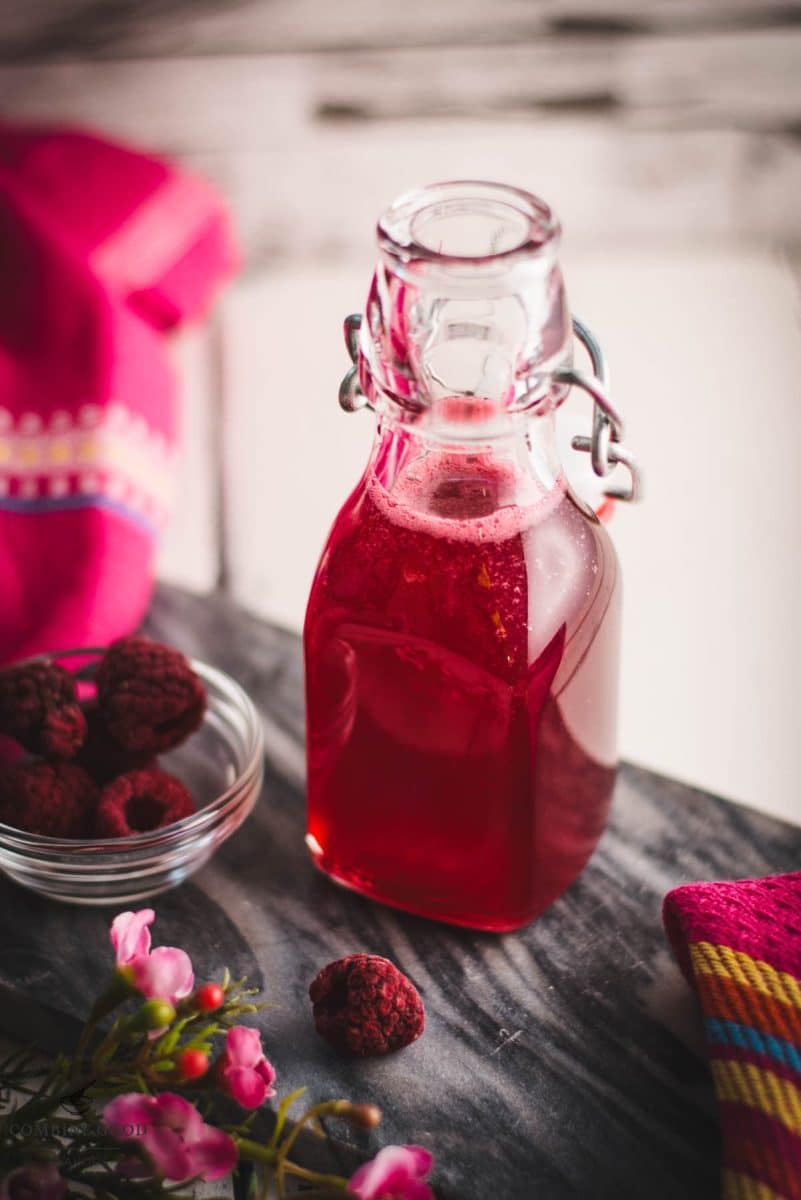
[663,872,801,1199]
[0,122,237,663]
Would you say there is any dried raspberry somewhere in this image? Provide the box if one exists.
[94,768,196,838]
[77,706,156,785]
[0,661,86,758]
[309,954,425,1056]
[0,761,98,838]
[0,735,24,769]
[96,637,206,755]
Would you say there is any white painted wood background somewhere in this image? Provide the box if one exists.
[1,1,800,825]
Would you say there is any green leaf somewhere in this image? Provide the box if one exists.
[153,1018,190,1057]
[250,1163,272,1200]
[269,1087,307,1150]
[186,1023,219,1043]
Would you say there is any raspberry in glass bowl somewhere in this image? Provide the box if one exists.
[0,646,263,905]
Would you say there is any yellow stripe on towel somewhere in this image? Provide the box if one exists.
[712,1059,801,1136]
[690,943,801,1012]
[723,1168,788,1200]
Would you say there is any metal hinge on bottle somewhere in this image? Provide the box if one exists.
[339,313,641,502]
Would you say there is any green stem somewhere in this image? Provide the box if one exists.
[236,1132,348,1195]
[0,1079,63,1132]
[73,1017,99,1078]
[277,1102,345,1165]
[281,1161,347,1189]
[73,974,131,1077]
[234,1137,279,1166]
[0,1061,118,1140]
[91,1027,125,1070]
[274,1103,352,1197]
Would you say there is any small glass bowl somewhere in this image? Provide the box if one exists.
[0,652,264,906]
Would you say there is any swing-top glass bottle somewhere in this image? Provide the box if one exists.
[304,181,639,931]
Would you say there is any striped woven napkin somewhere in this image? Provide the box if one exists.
[663,873,801,1200]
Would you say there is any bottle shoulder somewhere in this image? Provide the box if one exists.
[305,474,620,657]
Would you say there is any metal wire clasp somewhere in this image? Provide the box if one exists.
[339,315,369,413]
[338,312,640,502]
[557,317,641,502]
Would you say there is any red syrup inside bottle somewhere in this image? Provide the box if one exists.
[304,428,621,931]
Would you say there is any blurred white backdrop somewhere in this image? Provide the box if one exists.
[2,0,800,824]
[200,248,801,826]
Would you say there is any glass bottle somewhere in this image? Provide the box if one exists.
[304,181,638,932]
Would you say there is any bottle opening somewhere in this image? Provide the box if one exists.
[362,180,571,419]
[378,180,559,267]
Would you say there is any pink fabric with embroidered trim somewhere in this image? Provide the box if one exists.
[0,123,237,663]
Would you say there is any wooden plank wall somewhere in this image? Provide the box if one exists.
[1,1,801,821]
[3,3,801,262]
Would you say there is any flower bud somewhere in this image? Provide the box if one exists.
[128,999,176,1032]
[193,983,225,1013]
[176,1048,210,1081]
[334,1101,382,1128]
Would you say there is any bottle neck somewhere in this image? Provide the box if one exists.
[358,182,575,520]
[359,180,572,433]
[367,396,564,524]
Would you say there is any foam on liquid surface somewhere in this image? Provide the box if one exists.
[368,452,567,545]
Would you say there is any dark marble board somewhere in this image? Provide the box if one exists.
[1,584,800,1199]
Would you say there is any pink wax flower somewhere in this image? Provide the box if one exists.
[216,1026,277,1109]
[103,1092,237,1182]
[130,947,194,1007]
[0,1164,66,1200]
[348,1145,434,1200]
[111,908,155,965]
[110,909,194,1005]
